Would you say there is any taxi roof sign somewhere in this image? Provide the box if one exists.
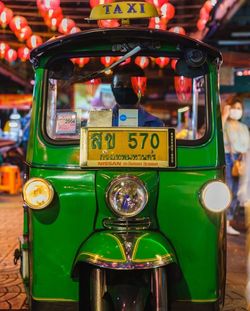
[89,1,159,20]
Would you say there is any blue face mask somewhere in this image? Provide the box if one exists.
[112,87,138,107]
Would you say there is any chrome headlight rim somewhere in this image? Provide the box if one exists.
[23,177,54,210]
[199,179,232,213]
[106,175,148,218]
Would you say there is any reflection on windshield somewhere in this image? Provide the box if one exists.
[46,56,206,141]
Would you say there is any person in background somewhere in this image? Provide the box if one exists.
[222,97,250,235]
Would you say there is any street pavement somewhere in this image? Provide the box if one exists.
[0,194,248,310]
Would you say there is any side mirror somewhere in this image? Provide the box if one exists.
[175,49,208,78]
[48,59,74,80]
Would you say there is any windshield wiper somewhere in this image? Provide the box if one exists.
[73,45,142,83]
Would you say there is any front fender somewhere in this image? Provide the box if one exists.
[72,231,176,278]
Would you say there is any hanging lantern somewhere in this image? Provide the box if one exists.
[46,6,62,18]
[160,2,175,21]
[146,0,168,9]
[169,26,186,35]
[0,8,13,28]
[171,59,178,70]
[69,26,81,34]
[0,42,9,58]
[199,7,209,20]
[135,57,149,69]
[89,0,113,9]
[27,35,43,49]
[101,56,116,67]
[38,0,60,10]
[196,18,207,31]
[9,16,28,32]
[45,15,63,31]
[97,19,119,28]
[0,2,4,14]
[115,56,131,65]
[174,76,192,103]
[17,46,30,62]
[15,26,32,42]
[155,57,170,68]
[58,18,75,34]
[148,17,167,30]
[131,77,147,96]
[203,0,213,13]
[73,57,90,68]
[5,48,17,63]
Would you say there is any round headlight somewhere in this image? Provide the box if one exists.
[23,178,54,210]
[106,175,148,218]
[200,180,232,213]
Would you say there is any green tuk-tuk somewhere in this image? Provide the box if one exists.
[18,2,231,310]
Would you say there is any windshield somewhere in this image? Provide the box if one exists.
[45,55,207,142]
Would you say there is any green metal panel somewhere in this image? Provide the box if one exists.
[29,168,96,301]
[131,231,176,264]
[158,169,223,302]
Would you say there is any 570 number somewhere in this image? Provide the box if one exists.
[128,133,159,149]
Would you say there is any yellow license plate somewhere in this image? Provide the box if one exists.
[80,128,176,168]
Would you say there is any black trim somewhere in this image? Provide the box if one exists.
[170,300,220,311]
[30,299,78,311]
[30,28,222,67]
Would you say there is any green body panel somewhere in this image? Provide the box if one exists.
[73,231,176,269]
[131,231,176,263]
[158,170,223,302]
[29,168,96,301]
[28,167,223,302]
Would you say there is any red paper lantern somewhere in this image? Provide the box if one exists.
[5,48,17,62]
[171,59,177,70]
[135,57,149,69]
[196,18,207,31]
[97,19,119,28]
[89,0,113,8]
[39,0,60,10]
[9,16,28,32]
[148,17,167,30]
[169,26,186,35]
[131,77,147,96]
[0,8,13,28]
[115,56,131,65]
[155,57,170,68]
[17,46,30,62]
[46,6,62,18]
[0,42,9,58]
[15,26,32,41]
[146,0,168,8]
[0,2,4,14]
[174,76,192,103]
[27,35,43,49]
[200,7,209,20]
[203,0,213,13]
[160,2,175,21]
[45,15,63,31]
[69,26,81,34]
[58,18,75,34]
[72,57,90,68]
[101,56,116,67]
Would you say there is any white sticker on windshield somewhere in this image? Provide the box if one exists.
[55,112,77,134]
[118,109,138,127]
